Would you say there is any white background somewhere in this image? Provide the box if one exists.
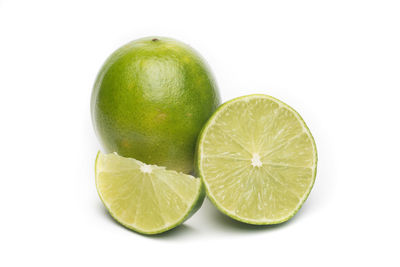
[1,0,399,266]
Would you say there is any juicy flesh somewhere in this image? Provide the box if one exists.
[200,97,316,222]
[96,153,200,232]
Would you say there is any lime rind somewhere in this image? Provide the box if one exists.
[196,94,318,225]
[95,151,205,235]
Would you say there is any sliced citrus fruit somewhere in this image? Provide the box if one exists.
[95,151,205,234]
[196,94,317,225]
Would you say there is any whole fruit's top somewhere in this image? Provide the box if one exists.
[91,37,220,173]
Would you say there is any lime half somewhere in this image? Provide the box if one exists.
[196,94,317,225]
[95,151,205,234]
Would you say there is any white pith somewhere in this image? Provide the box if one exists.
[251,153,263,167]
[140,164,153,174]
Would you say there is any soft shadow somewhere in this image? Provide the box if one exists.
[203,198,305,233]
[147,224,198,240]
[98,203,199,240]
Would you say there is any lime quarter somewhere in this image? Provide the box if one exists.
[95,151,205,234]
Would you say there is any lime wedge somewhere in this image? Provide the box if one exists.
[95,151,205,234]
[196,94,317,225]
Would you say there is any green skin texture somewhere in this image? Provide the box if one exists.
[195,94,318,225]
[91,37,220,174]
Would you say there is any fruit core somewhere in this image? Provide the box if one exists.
[251,153,262,167]
[140,164,153,174]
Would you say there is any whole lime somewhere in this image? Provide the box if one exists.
[91,37,220,173]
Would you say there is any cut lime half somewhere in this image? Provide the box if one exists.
[196,94,317,225]
[95,151,205,234]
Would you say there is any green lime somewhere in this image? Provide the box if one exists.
[95,151,205,234]
[91,37,220,173]
[196,94,317,225]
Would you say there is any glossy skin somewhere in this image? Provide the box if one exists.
[91,37,220,173]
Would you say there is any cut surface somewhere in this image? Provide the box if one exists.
[95,151,204,234]
[197,94,317,225]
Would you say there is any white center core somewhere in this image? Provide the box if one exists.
[140,164,152,174]
[251,153,262,167]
